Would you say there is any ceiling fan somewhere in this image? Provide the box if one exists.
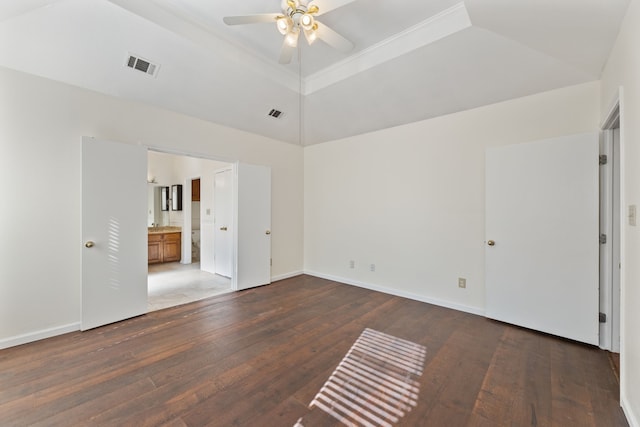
[223,0,356,64]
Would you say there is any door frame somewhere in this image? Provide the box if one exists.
[189,176,202,263]
[145,147,272,292]
[146,146,236,280]
[600,93,624,353]
[179,174,204,265]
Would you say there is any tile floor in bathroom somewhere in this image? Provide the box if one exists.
[147,262,232,312]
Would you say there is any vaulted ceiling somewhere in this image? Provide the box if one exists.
[0,0,629,145]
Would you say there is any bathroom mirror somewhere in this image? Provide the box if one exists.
[171,184,183,211]
[161,186,170,211]
[147,185,169,227]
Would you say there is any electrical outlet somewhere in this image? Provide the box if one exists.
[349,260,355,269]
[370,264,376,272]
[458,278,466,288]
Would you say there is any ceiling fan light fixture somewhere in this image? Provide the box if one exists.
[223,0,356,64]
[285,26,300,47]
[300,13,315,30]
[304,26,318,45]
[276,16,292,35]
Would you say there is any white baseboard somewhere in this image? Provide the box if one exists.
[0,323,80,350]
[622,394,639,427]
[0,272,305,350]
[272,270,303,282]
[304,270,484,316]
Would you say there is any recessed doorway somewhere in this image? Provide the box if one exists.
[147,150,233,311]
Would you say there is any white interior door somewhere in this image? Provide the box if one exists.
[485,133,599,345]
[236,163,271,290]
[214,168,233,278]
[82,137,147,330]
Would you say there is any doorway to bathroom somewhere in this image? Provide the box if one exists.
[146,151,233,311]
[83,138,272,330]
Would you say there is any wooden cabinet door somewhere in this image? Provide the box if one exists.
[148,234,163,264]
[162,233,181,262]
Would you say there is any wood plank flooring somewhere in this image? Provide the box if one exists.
[0,275,627,426]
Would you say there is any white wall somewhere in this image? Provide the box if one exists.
[147,151,178,227]
[601,1,640,425]
[0,66,303,347]
[305,81,601,314]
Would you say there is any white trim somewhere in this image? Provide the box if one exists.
[304,270,484,316]
[601,91,622,129]
[622,394,640,427]
[599,95,622,353]
[181,176,193,265]
[145,144,236,165]
[304,2,472,95]
[272,270,303,282]
[599,128,613,350]
[617,87,629,417]
[0,323,80,350]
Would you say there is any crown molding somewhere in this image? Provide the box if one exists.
[303,2,471,95]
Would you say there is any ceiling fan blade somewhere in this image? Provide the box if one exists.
[223,13,281,25]
[315,21,354,53]
[308,0,356,16]
[279,40,295,64]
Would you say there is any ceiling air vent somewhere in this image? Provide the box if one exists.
[125,54,159,78]
[268,109,283,119]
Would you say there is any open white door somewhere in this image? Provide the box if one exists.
[82,137,148,330]
[235,163,271,290]
[214,168,233,278]
[485,133,599,345]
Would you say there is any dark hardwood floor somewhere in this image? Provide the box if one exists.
[0,275,627,426]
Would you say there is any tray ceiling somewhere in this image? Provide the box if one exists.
[0,0,629,145]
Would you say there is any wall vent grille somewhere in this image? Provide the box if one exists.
[125,54,159,78]
[268,109,283,119]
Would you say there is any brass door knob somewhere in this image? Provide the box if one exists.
[487,240,495,246]
[85,241,95,248]
[220,226,228,231]
[265,230,271,235]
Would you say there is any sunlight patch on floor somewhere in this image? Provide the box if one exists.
[298,328,427,427]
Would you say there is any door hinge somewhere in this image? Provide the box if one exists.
[599,154,608,165]
[600,234,607,244]
[599,312,607,323]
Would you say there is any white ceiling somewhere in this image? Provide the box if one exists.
[0,0,629,145]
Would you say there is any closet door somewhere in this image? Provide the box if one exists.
[485,133,599,345]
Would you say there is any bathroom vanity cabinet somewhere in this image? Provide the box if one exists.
[148,230,181,264]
